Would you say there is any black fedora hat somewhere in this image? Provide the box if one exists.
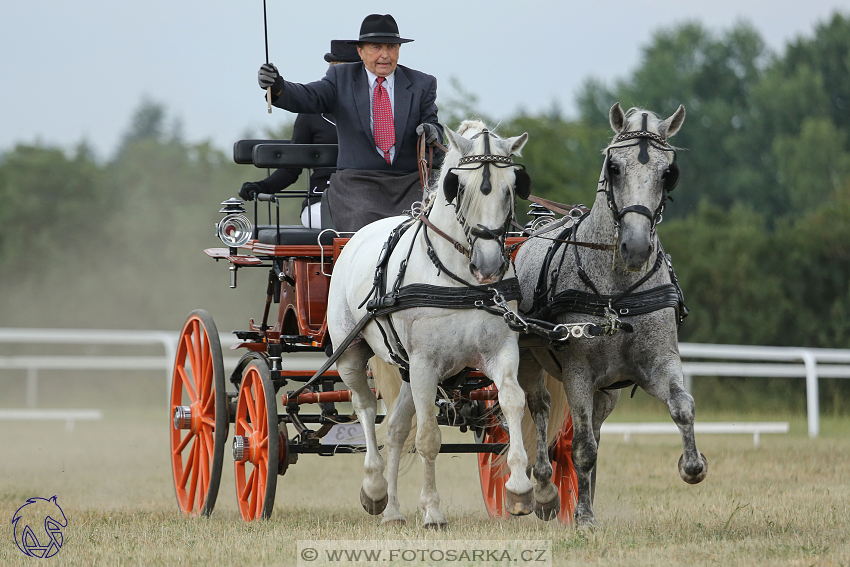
[353,14,413,44]
[324,40,361,63]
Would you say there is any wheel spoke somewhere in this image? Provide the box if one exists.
[245,382,259,426]
[178,351,198,403]
[187,439,200,510]
[174,429,195,455]
[251,465,260,518]
[180,440,197,488]
[185,330,200,386]
[201,416,216,428]
[237,417,252,434]
[202,390,216,416]
[198,431,210,509]
[241,466,255,501]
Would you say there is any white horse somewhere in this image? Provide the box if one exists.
[327,120,534,527]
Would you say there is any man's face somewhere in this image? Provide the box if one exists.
[357,42,400,77]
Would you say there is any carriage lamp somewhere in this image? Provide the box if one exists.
[233,435,249,462]
[216,198,253,249]
[217,214,253,249]
[525,203,555,231]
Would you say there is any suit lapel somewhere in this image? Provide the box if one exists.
[352,64,374,145]
[393,66,412,152]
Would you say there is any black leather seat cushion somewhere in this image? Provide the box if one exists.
[256,225,335,246]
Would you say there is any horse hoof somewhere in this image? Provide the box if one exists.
[360,487,388,515]
[424,521,448,530]
[678,452,708,484]
[575,516,600,530]
[381,518,407,527]
[534,494,560,521]
[505,488,534,516]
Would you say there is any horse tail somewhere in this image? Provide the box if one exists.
[545,372,569,445]
[369,357,417,467]
[518,371,569,464]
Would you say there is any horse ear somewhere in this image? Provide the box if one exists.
[514,168,532,199]
[609,102,626,133]
[445,127,473,155]
[663,161,680,192]
[504,132,529,156]
[659,104,686,139]
[443,172,460,203]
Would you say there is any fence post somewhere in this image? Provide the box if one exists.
[26,367,38,408]
[801,350,819,438]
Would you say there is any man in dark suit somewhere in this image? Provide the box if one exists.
[257,14,443,232]
[239,40,361,228]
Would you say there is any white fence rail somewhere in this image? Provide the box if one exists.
[600,421,789,447]
[1,328,849,437]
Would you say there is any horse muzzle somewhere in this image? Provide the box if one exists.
[469,241,509,284]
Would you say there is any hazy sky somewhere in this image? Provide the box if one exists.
[1,1,845,160]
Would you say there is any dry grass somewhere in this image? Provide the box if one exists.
[1,371,848,566]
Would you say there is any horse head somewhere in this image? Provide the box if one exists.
[602,103,684,271]
[438,121,529,284]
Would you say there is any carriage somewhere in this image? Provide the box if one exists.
[167,138,579,523]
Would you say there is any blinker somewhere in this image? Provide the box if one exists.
[443,171,460,203]
[514,167,532,199]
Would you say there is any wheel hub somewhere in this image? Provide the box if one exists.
[233,435,250,462]
[173,406,192,430]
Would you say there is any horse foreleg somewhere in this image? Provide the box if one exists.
[337,342,388,515]
[590,389,620,504]
[409,369,446,528]
[565,375,599,528]
[517,350,558,520]
[643,371,708,484]
[382,381,415,525]
[490,350,534,516]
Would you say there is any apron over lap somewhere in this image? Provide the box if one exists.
[327,169,423,232]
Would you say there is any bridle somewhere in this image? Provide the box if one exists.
[598,113,680,240]
[440,129,528,257]
[419,129,529,266]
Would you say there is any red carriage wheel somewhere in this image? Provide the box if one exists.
[233,359,279,521]
[170,309,228,517]
[475,385,578,523]
[475,384,510,517]
[550,410,578,524]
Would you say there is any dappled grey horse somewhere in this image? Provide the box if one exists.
[515,103,707,527]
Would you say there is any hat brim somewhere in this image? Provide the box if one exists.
[324,53,361,63]
[347,37,414,44]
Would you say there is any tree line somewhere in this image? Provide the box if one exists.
[1,14,848,413]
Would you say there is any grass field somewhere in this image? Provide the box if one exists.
[1,369,848,566]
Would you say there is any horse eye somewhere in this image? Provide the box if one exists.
[607,162,620,175]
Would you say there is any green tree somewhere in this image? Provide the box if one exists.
[0,142,108,268]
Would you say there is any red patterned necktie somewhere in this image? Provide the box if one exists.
[373,76,394,164]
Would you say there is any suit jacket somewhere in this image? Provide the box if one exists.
[273,62,442,173]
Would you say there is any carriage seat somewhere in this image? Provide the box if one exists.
[256,225,335,246]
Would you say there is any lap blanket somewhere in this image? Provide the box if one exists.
[327,169,423,232]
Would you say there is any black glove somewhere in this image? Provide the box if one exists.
[258,63,284,95]
[416,123,440,145]
[239,181,263,201]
